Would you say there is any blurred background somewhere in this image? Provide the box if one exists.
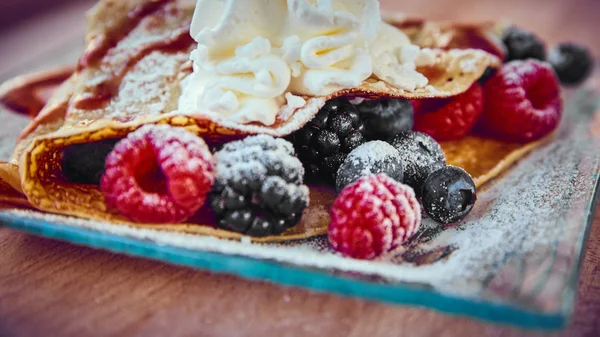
[0,0,598,79]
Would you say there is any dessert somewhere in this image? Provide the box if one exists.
[329,174,421,260]
[0,0,592,258]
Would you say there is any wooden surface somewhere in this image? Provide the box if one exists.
[1,0,600,336]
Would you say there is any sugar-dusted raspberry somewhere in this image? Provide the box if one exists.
[413,84,484,141]
[328,174,421,260]
[101,124,214,223]
[481,60,562,142]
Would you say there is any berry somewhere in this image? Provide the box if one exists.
[101,125,214,223]
[328,174,421,260]
[421,166,476,224]
[62,139,119,184]
[548,43,594,86]
[356,99,413,141]
[209,135,309,237]
[287,98,365,184]
[481,60,562,142]
[336,141,403,193]
[477,67,497,85]
[413,84,484,141]
[502,26,546,61]
[390,132,446,194]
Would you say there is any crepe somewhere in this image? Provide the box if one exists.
[0,0,535,242]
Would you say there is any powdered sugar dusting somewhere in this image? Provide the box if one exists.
[0,110,29,161]
[346,141,400,176]
[69,51,189,123]
[214,135,307,204]
[336,141,403,191]
[1,65,598,315]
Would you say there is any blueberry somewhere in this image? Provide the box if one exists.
[336,141,404,192]
[390,131,446,195]
[421,166,477,224]
[61,139,120,185]
[502,26,546,62]
[477,67,497,85]
[357,99,414,141]
[548,43,594,86]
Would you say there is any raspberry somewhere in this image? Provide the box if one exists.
[328,174,421,260]
[101,124,214,223]
[413,84,484,141]
[481,60,562,142]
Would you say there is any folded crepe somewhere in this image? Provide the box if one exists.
[0,0,540,242]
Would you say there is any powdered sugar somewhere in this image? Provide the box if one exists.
[346,141,400,172]
[336,141,403,191]
[279,93,307,122]
[0,110,29,161]
[4,90,596,314]
[215,135,305,193]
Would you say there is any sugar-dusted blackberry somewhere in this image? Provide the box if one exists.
[287,98,365,183]
[336,141,403,193]
[502,26,546,62]
[357,99,414,141]
[209,135,309,237]
[548,43,594,86]
[390,132,446,195]
[62,139,120,184]
[422,166,477,224]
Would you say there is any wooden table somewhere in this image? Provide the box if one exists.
[1,0,599,336]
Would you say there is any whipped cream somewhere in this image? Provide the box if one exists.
[179,0,435,126]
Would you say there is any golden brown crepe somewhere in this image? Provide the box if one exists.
[0,0,541,242]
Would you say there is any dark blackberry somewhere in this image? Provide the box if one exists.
[390,132,446,195]
[209,135,309,237]
[502,26,546,62]
[61,139,120,184]
[548,43,594,86]
[287,98,365,184]
[421,166,477,224]
[356,99,413,141]
[336,141,403,193]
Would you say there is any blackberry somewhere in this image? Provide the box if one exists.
[421,166,476,224]
[390,131,446,195]
[209,135,309,237]
[62,139,120,184]
[356,99,414,141]
[502,26,546,62]
[548,43,594,86]
[336,141,403,193]
[287,98,365,184]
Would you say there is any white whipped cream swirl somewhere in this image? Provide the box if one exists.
[179,0,435,126]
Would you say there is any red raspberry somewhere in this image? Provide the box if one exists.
[328,174,421,260]
[481,60,562,142]
[413,84,484,141]
[101,124,214,223]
